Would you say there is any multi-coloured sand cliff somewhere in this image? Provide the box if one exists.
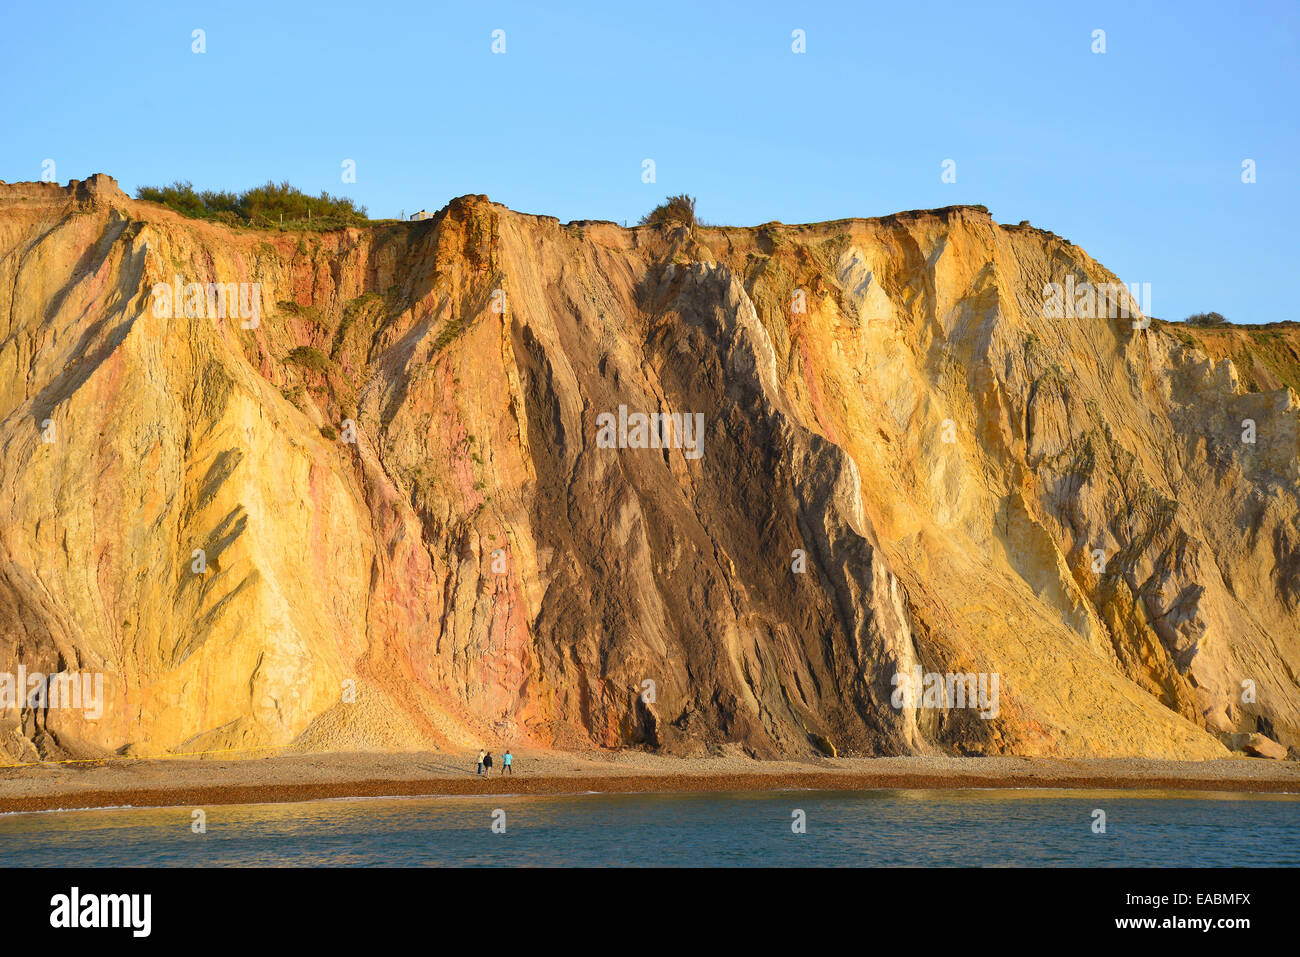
[1,175,1296,763]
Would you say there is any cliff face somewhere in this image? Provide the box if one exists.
[1,175,1296,762]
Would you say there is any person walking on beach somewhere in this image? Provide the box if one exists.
[483,751,494,774]
[476,749,485,775]
[502,749,512,775]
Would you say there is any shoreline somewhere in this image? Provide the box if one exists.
[2,751,1298,814]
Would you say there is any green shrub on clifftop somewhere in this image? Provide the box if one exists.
[640,194,698,228]
[137,180,369,229]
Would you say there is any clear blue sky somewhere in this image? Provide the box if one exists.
[2,1,1296,323]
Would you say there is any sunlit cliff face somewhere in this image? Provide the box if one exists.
[0,175,1295,763]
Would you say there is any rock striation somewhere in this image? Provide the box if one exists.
[0,176,1296,762]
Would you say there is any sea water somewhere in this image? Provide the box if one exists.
[1,789,1297,867]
